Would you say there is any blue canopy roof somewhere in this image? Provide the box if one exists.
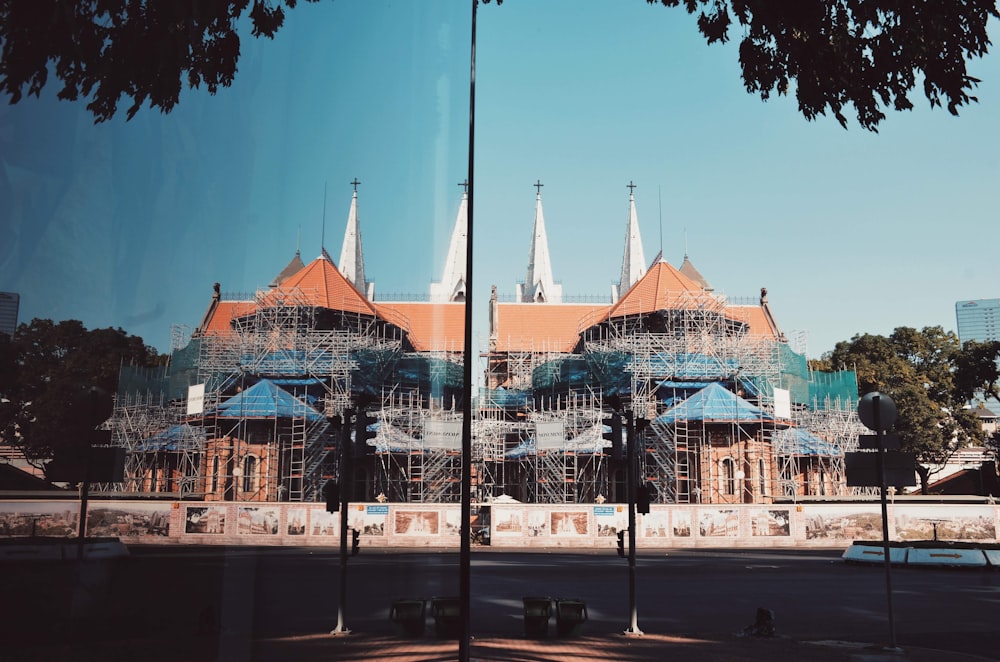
[136,423,206,452]
[655,382,775,424]
[212,379,323,421]
[773,427,838,456]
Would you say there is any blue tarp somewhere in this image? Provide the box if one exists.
[136,424,206,452]
[773,427,838,456]
[655,382,775,424]
[211,379,324,421]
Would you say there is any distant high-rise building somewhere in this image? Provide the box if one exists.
[0,292,19,337]
[956,298,1000,343]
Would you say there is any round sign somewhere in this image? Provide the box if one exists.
[857,391,897,431]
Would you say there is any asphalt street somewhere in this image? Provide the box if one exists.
[3,546,999,660]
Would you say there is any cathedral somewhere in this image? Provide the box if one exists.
[110,182,862,506]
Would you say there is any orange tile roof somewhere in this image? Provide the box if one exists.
[605,260,712,319]
[495,303,607,352]
[265,256,377,316]
[202,301,256,336]
[374,302,466,351]
[726,305,778,339]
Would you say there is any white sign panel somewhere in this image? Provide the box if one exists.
[424,420,462,449]
[187,383,206,415]
[773,387,791,420]
[535,421,565,450]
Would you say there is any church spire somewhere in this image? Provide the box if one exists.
[430,182,469,302]
[613,181,646,302]
[517,180,562,304]
[339,179,374,299]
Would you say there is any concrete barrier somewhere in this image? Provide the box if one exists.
[906,547,988,567]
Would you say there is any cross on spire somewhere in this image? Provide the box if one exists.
[458,179,469,194]
[627,181,637,195]
[350,178,361,192]
[534,179,544,195]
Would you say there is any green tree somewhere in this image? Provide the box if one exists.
[954,339,1000,403]
[0,319,165,477]
[1,1,996,129]
[953,339,1000,457]
[825,326,983,493]
[0,0,320,122]
[645,0,999,131]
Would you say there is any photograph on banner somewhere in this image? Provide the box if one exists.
[593,505,624,536]
[237,506,280,535]
[395,510,440,535]
[493,507,524,536]
[527,509,548,537]
[445,508,461,536]
[185,505,226,534]
[750,509,791,536]
[87,503,171,538]
[894,505,996,541]
[672,509,692,537]
[803,506,883,540]
[641,510,670,538]
[310,508,339,536]
[350,504,387,536]
[0,501,78,537]
[699,508,739,537]
[287,508,307,536]
[551,510,589,536]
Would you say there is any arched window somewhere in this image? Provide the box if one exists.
[758,458,767,496]
[211,456,220,493]
[720,458,736,495]
[242,455,258,494]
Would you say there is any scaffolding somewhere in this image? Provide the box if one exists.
[372,388,464,503]
[112,284,406,503]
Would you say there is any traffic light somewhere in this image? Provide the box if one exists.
[636,482,656,515]
[324,480,340,512]
[354,410,377,457]
[602,413,623,460]
[616,529,626,557]
[351,528,361,556]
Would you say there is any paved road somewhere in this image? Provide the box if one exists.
[4,546,999,660]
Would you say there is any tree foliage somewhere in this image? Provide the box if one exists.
[0,319,165,474]
[647,0,999,130]
[0,0,319,122]
[2,1,995,128]
[825,326,984,492]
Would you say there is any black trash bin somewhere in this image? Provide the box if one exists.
[522,596,552,638]
[430,596,461,639]
[389,598,426,637]
[555,598,588,637]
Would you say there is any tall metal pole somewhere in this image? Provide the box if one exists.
[333,409,354,635]
[874,396,897,649]
[624,410,642,635]
[459,2,478,660]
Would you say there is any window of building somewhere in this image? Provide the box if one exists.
[758,458,767,496]
[243,455,257,494]
[211,456,219,493]
[720,458,736,495]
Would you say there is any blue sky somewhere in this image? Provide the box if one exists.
[2,1,999,361]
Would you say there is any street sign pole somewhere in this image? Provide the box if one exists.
[624,409,642,636]
[874,396,897,650]
[333,408,354,635]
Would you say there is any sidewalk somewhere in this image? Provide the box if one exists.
[5,632,994,661]
[247,632,997,662]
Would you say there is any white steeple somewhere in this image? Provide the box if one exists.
[613,181,646,302]
[430,185,468,302]
[339,179,374,299]
[516,180,562,304]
